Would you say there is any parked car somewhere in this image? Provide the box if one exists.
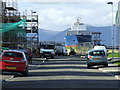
[87,49,108,68]
[9,46,28,54]
[0,50,29,76]
[63,47,67,56]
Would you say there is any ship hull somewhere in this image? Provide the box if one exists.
[65,35,92,47]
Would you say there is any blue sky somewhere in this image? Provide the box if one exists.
[17,0,119,31]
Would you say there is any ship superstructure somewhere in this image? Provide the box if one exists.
[65,19,92,47]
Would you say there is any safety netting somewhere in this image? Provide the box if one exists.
[0,18,26,40]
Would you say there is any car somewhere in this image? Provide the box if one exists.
[87,49,108,68]
[39,43,55,59]
[0,50,29,76]
[9,46,28,54]
[93,46,108,54]
[63,47,68,56]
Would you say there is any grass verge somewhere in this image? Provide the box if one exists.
[114,62,120,66]
[108,52,119,58]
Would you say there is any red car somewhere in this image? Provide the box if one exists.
[0,50,29,76]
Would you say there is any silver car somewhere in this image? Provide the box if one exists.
[87,49,108,68]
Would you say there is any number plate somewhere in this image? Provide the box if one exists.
[6,66,16,69]
[94,58,101,60]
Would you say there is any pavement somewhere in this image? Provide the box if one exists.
[99,61,120,80]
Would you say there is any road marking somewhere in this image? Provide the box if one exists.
[115,75,120,80]
[2,58,47,82]
[98,68,119,80]
[4,75,14,82]
[100,70,119,72]
[36,58,47,69]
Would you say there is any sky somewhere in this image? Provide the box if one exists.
[15,0,119,31]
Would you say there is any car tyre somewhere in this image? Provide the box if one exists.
[1,70,3,75]
[104,63,108,67]
[87,64,91,69]
[39,55,42,58]
[21,67,29,76]
[51,56,54,59]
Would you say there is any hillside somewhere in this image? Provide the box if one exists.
[38,26,119,46]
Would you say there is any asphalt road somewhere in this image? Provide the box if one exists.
[1,56,119,89]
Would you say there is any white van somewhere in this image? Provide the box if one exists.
[93,46,107,54]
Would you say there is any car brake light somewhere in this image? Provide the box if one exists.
[88,56,92,59]
[102,56,106,58]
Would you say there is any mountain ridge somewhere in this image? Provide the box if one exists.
[38,26,118,46]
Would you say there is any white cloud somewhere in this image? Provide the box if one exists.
[102,12,117,25]
[18,1,119,31]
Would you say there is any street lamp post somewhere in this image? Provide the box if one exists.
[114,24,116,50]
[107,2,114,60]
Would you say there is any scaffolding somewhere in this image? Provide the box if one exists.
[1,0,27,47]
[25,10,39,48]
[1,0,39,48]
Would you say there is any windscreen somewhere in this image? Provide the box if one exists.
[3,52,23,58]
[89,51,105,56]
[41,45,54,49]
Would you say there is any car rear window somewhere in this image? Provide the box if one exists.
[89,51,105,56]
[3,52,23,58]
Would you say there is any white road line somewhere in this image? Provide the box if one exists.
[3,59,46,82]
[115,75,120,80]
[5,75,14,82]
[98,68,119,80]
[3,58,47,82]
[36,59,46,69]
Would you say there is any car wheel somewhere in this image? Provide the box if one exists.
[39,55,42,58]
[51,56,54,59]
[21,67,29,76]
[87,64,91,69]
[104,64,108,67]
[1,70,3,75]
